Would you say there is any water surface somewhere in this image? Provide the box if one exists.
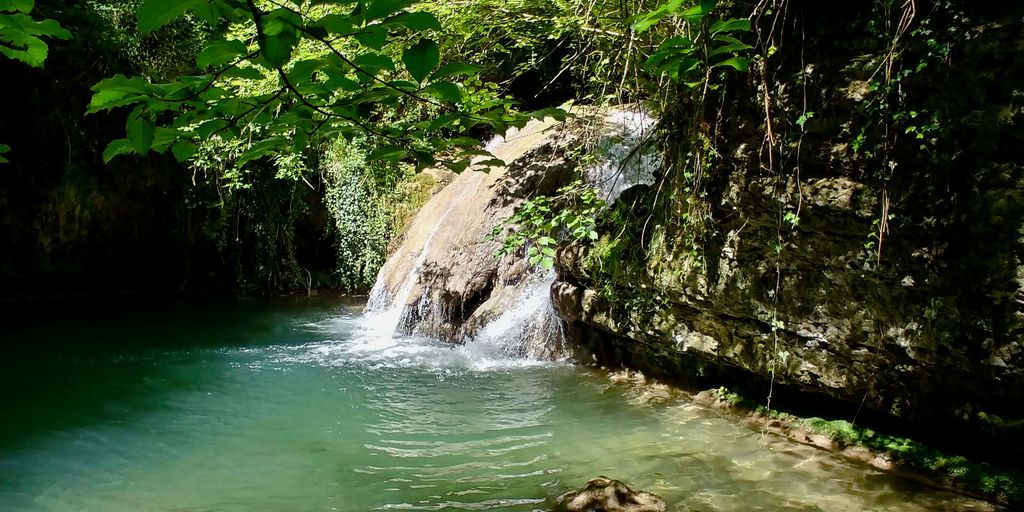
[0,297,991,511]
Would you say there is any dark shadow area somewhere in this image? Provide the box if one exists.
[0,295,356,452]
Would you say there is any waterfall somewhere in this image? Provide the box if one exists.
[467,107,660,359]
[363,174,482,339]
[469,268,563,359]
[359,106,659,363]
[587,108,661,204]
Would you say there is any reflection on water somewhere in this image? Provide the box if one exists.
[0,298,993,511]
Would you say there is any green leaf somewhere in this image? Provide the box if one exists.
[288,58,322,82]
[0,12,71,67]
[126,108,155,153]
[351,86,401,104]
[540,257,554,270]
[354,52,394,78]
[355,25,387,49]
[0,142,10,163]
[0,0,34,14]
[709,18,751,36]
[629,0,684,33]
[385,11,440,31]
[796,111,814,128]
[424,81,461,103]
[312,13,354,35]
[259,10,300,68]
[196,39,248,69]
[194,118,230,138]
[151,127,181,153]
[443,158,471,173]
[170,140,197,161]
[529,107,568,122]
[712,56,749,71]
[412,150,435,169]
[431,62,479,81]
[102,138,135,163]
[367,144,407,162]
[236,137,286,166]
[426,113,459,131]
[683,0,717,23]
[402,38,439,83]
[262,32,297,68]
[88,75,155,113]
[197,38,249,69]
[222,66,265,80]
[364,0,415,22]
[137,0,202,33]
[323,65,361,91]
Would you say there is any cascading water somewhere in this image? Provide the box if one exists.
[587,108,661,203]
[363,173,483,338]
[469,268,563,358]
[361,106,660,364]
[466,107,660,359]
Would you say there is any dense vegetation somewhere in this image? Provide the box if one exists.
[0,0,686,296]
[2,0,1023,504]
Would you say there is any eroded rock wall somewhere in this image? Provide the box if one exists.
[553,1,1024,455]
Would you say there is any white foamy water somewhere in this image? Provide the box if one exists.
[364,175,482,339]
[468,106,660,358]
[587,107,660,204]
[363,106,661,364]
[291,312,558,372]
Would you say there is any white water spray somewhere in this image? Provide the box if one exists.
[364,173,482,339]
[586,108,660,204]
[354,106,660,367]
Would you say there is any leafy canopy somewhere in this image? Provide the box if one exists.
[633,0,751,87]
[0,0,71,162]
[89,0,564,170]
[0,0,71,68]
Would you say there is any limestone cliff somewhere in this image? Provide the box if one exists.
[552,2,1024,457]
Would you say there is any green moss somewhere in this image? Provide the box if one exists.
[700,387,1024,505]
[717,386,746,406]
[391,172,440,237]
[585,235,626,276]
[795,417,1024,504]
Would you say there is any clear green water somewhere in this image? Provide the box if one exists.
[0,298,990,511]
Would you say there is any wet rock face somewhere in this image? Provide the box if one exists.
[554,477,666,512]
[552,6,1024,453]
[368,117,573,355]
[368,107,651,357]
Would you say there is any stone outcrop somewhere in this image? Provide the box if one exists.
[368,115,571,356]
[369,108,652,356]
[554,477,666,512]
[552,3,1024,459]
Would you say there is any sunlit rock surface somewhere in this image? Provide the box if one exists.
[367,106,657,358]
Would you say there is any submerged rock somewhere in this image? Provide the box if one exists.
[554,477,667,512]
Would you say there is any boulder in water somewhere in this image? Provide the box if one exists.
[554,477,666,512]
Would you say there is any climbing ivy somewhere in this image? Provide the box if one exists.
[491,0,752,270]
[490,180,604,270]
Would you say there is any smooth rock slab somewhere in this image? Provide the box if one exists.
[554,477,667,512]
